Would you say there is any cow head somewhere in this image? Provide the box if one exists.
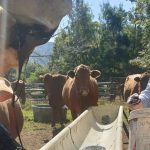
[0,0,72,74]
[134,72,150,92]
[43,74,53,97]
[68,64,101,96]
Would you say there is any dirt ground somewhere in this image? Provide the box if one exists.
[16,121,53,150]
[16,118,129,150]
[15,100,129,150]
[17,121,129,150]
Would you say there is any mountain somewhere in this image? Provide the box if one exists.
[29,42,54,65]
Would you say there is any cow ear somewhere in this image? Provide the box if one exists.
[134,77,141,82]
[126,77,129,81]
[67,70,75,78]
[143,72,148,75]
[91,70,101,78]
[39,75,44,79]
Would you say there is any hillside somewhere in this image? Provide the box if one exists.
[29,42,54,65]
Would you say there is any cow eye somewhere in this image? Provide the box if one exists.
[75,73,80,79]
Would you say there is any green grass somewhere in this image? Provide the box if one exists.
[22,100,51,131]
[23,109,33,121]
[21,98,130,131]
[66,110,72,122]
[22,99,73,122]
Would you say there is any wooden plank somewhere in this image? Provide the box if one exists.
[26,89,45,92]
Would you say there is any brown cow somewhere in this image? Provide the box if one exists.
[11,80,26,104]
[40,73,68,128]
[123,72,150,101]
[62,64,101,120]
[0,77,24,139]
[0,0,72,74]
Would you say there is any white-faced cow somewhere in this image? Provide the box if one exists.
[62,64,101,120]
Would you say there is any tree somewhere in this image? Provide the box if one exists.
[24,62,49,83]
[49,1,143,81]
[99,3,140,77]
[129,0,150,70]
[49,0,99,73]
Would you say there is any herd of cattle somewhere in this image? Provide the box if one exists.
[0,0,149,147]
[0,64,150,143]
[39,64,101,127]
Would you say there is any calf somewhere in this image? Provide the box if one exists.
[62,64,101,120]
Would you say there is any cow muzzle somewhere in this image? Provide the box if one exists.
[80,88,89,96]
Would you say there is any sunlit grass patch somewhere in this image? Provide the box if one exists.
[23,109,33,121]
[66,109,72,122]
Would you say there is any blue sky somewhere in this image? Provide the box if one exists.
[50,0,135,42]
[85,0,135,20]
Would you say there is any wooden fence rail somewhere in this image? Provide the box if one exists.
[25,83,46,100]
[98,82,121,101]
[25,81,124,101]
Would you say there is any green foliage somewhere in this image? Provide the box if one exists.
[49,0,100,74]
[48,0,148,80]
[5,0,149,82]
[23,110,33,121]
[98,3,142,78]
[5,62,51,84]
[101,3,127,32]
[24,63,49,83]
[130,44,150,69]
[4,68,17,81]
[129,0,150,70]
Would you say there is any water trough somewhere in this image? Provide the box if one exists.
[40,105,123,150]
[32,104,52,123]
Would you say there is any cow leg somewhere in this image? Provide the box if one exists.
[62,105,68,123]
[71,109,77,120]
[59,105,68,127]
[51,108,56,128]
[59,108,64,128]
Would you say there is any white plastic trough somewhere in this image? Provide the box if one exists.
[40,105,123,150]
